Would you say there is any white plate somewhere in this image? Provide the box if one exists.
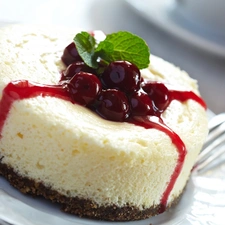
[125,0,225,58]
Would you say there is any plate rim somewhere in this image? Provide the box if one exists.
[125,0,225,58]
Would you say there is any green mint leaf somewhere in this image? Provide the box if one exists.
[73,32,98,68]
[95,31,150,69]
[94,41,114,63]
[73,31,150,69]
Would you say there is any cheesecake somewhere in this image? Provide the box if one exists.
[0,24,208,221]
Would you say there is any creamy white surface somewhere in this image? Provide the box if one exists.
[0,25,208,209]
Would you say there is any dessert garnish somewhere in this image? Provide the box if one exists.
[73,31,150,69]
[60,31,206,122]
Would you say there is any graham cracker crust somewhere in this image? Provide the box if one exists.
[0,159,183,221]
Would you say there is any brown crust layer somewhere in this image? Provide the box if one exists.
[0,159,183,221]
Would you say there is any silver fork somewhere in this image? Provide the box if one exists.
[195,112,225,172]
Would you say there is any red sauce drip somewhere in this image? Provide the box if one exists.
[170,89,206,109]
[0,79,206,213]
[0,80,70,135]
[128,116,186,213]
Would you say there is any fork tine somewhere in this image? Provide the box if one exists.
[208,112,225,131]
[204,121,225,147]
[195,144,225,172]
[197,132,225,163]
[194,113,225,172]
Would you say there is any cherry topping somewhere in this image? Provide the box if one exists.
[66,72,102,106]
[95,89,130,121]
[61,42,83,66]
[129,91,154,116]
[142,82,171,113]
[101,61,141,93]
[60,61,95,82]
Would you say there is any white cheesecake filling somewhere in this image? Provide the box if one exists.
[0,25,208,209]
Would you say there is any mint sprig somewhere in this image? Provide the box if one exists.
[74,31,150,70]
[73,32,98,68]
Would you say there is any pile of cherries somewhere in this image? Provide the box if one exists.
[60,42,170,122]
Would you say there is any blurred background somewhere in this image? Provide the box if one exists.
[0,0,224,114]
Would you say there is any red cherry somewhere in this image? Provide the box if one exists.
[96,89,130,121]
[101,61,141,93]
[142,81,171,113]
[67,72,102,106]
[129,91,154,116]
[61,42,82,66]
[60,61,96,83]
